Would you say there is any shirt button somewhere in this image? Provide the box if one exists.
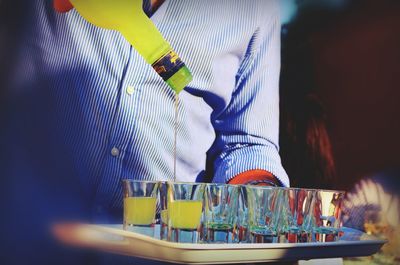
[126,86,135,95]
[111,147,120,157]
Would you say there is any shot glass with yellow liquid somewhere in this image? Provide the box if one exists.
[167,182,205,243]
[122,180,159,237]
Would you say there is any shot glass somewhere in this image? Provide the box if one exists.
[167,182,205,243]
[204,184,240,243]
[311,189,345,242]
[122,180,159,237]
[279,188,316,243]
[158,181,169,240]
[246,186,282,243]
[237,185,250,243]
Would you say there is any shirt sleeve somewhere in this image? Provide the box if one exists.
[209,11,289,187]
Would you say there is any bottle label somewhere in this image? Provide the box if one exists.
[152,50,185,81]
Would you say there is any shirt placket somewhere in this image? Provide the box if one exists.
[93,47,140,216]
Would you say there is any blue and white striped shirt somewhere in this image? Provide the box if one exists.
[3,0,288,212]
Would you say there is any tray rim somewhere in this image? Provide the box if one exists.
[89,224,387,250]
[55,223,387,264]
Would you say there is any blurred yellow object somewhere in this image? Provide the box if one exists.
[380,225,400,258]
[69,0,192,93]
[161,209,168,224]
[124,197,157,225]
[364,221,389,236]
[168,200,202,229]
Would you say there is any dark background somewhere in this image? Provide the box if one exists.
[279,0,400,190]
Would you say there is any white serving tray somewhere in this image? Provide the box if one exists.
[54,224,386,264]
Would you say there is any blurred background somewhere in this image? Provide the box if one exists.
[279,1,400,261]
[278,0,400,190]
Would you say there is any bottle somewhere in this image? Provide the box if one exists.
[68,0,192,93]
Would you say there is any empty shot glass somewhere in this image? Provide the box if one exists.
[246,186,282,243]
[167,182,205,243]
[280,188,316,243]
[122,180,159,237]
[204,184,240,243]
[312,189,345,242]
[237,185,250,243]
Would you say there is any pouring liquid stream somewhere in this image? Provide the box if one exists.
[173,93,179,182]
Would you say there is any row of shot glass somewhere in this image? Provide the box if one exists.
[122,180,345,244]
